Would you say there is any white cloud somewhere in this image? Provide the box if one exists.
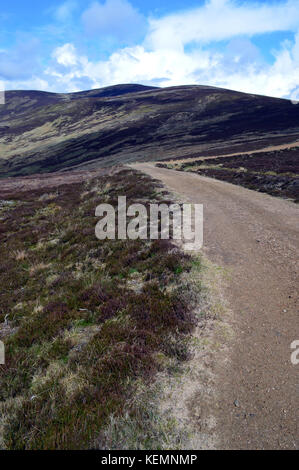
[146,0,299,50]
[82,0,146,42]
[44,27,299,99]
[52,43,80,66]
[3,0,299,99]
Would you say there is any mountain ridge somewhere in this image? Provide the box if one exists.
[1,83,299,177]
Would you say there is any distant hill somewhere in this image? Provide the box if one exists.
[0,83,299,177]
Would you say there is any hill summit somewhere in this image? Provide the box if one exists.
[1,84,299,177]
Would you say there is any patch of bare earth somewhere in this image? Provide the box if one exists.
[162,140,299,165]
[154,256,233,450]
[0,167,117,197]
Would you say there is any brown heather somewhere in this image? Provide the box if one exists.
[0,168,199,449]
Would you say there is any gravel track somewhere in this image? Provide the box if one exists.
[131,162,299,450]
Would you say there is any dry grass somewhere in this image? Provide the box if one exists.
[96,256,234,450]
[29,262,51,277]
[12,250,27,261]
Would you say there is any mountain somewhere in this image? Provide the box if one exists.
[0,83,299,177]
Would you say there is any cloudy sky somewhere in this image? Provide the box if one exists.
[1,0,299,99]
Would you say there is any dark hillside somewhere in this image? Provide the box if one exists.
[0,84,298,177]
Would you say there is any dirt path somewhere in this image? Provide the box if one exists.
[164,140,299,164]
[130,162,299,450]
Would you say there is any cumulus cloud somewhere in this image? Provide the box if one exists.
[82,0,146,43]
[2,0,299,99]
[52,43,80,67]
[43,29,299,98]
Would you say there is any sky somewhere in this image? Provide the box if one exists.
[0,0,299,99]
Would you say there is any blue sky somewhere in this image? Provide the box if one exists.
[0,0,299,99]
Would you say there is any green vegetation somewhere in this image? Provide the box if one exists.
[0,168,201,449]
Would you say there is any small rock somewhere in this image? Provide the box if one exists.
[234,399,240,407]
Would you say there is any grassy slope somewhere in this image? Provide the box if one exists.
[0,168,205,450]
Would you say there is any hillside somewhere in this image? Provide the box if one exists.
[1,84,299,177]
[1,83,298,450]
[157,146,299,202]
[0,167,207,449]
